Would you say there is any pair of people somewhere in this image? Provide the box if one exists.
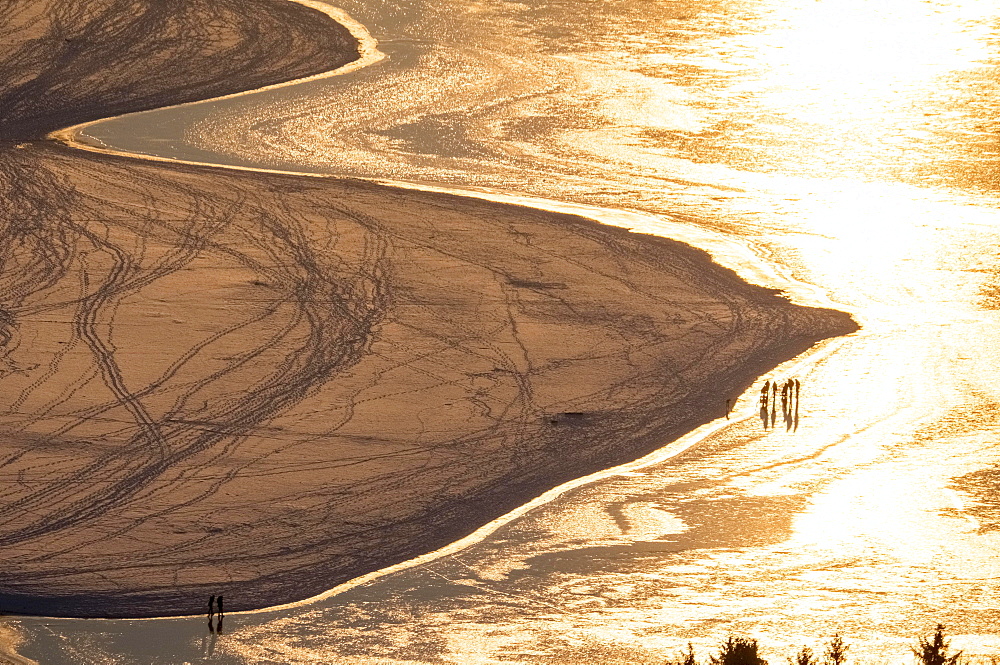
[208,594,224,634]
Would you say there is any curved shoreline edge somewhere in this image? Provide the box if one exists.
[47,0,385,149]
[1,0,858,620]
[195,332,857,622]
[33,331,853,626]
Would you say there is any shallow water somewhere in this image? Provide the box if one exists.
[17,0,1000,662]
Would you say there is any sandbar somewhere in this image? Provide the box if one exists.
[0,0,857,617]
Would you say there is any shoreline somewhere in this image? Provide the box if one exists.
[5,329,855,624]
[0,0,857,619]
[46,0,385,150]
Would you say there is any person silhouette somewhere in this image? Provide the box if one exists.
[793,379,801,431]
[216,595,224,635]
[769,381,778,428]
[759,380,771,429]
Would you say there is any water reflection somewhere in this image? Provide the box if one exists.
[30,0,1000,662]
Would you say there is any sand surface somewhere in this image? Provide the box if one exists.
[0,0,856,617]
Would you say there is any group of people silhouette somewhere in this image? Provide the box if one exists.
[760,378,801,431]
[723,378,802,431]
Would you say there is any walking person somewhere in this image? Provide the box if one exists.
[769,380,778,428]
[216,595,224,635]
[759,380,771,429]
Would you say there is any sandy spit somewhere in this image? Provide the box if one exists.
[0,0,857,617]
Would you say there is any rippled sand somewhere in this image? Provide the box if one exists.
[0,0,854,618]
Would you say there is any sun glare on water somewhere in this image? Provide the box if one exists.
[756,0,994,120]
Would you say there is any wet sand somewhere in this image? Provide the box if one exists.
[0,0,856,617]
